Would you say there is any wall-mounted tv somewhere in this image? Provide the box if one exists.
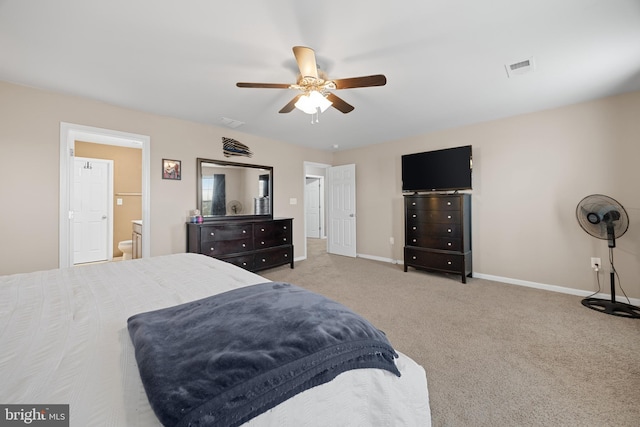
[402,145,472,193]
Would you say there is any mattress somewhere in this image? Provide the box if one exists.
[0,253,430,426]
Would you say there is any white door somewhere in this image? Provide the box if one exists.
[305,177,321,238]
[73,157,112,264]
[327,164,356,257]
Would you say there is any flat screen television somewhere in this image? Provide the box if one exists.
[402,145,472,193]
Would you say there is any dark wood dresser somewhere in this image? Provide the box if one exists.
[187,218,294,272]
[404,193,472,283]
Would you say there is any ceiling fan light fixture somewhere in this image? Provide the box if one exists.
[294,90,332,115]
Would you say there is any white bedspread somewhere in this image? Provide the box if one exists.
[0,253,430,426]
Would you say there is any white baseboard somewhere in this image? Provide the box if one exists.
[356,253,400,264]
[473,272,640,307]
[355,253,640,306]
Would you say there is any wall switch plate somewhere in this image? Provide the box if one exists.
[289,198,297,205]
[117,198,123,205]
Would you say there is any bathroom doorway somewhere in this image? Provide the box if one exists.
[59,123,150,269]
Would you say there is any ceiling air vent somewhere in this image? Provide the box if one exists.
[505,56,536,78]
[220,117,245,129]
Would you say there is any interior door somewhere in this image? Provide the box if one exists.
[305,177,321,238]
[73,157,112,264]
[327,164,356,257]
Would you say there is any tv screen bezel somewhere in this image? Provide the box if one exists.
[401,145,472,193]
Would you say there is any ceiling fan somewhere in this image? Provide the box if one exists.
[236,46,386,118]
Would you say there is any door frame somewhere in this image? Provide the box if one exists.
[73,156,114,264]
[59,122,150,268]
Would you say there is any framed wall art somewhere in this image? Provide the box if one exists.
[162,159,181,180]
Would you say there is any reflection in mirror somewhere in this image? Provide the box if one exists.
[197,158,273,220]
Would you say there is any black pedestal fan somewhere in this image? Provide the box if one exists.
[576,194,640,318]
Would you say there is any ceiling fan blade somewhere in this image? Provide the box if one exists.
[292,46,318,79]
[236,82,292,89]
[326,93,354,114]
[279,95,302,113]
[332,74,387,89]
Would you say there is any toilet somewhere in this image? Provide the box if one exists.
[118,240,133,260]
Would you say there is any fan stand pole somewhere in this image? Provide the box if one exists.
[581,261,640,319]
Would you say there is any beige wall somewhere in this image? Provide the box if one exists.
[0,80,332,274]
[334,90,640,298]
[2,79,639,299]
[75,141,142,257]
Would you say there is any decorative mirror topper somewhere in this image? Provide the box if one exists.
[222,137,252,158]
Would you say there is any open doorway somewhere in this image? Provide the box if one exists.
[59,123,150,268]
[305,176,324,238]
[303,161,358,260]
[303,162,330,259]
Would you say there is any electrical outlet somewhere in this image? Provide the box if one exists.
[591,257,601,269]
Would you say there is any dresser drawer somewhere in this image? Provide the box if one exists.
[254,247,293,271]
[254,220,292,248]
[221,254,254,270]
[254,221,291,237]
[406,235,462,251]
[255,235,291,248]
[405,248,463,271]
[407,222,461,238]
[406,196,461,211]
[203,237,253,256]
[407,209,460,223]
[201,224,252,243]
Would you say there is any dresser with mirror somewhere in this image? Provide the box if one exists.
[186,158,293,272]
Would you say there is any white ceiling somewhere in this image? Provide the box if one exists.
[1,0,639,151]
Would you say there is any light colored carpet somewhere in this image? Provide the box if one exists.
[262,238,640,427]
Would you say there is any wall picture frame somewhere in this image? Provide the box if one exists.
[162,159,181,180]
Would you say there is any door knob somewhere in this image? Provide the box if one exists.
[102,215,107,219]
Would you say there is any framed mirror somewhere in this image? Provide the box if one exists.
[196,158,273,220]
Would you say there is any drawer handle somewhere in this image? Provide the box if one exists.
[412,202,416,206]
[447,215,452,219]
[261,241,265,245]
[210,232,215,236]
[412,226,417,230]
[447,229,452,233]
[262,258,266,262]
[412,214,417,218]
[283,238,287,241]
[284,226,287,230]
[412,239,417,243]
[242,262,247,266]
[261,228,265,232]
[412,256,417,260]
[447,202,451,206]
[242,243,246,248]
[243,230,247,234]
[447,242,452,246]
[447,261,452,265]
[210,247,214,251]
[284,254,288,257]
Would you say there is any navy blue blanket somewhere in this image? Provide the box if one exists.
[127,282,400,427]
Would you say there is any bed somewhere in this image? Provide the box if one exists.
[0,253,430,426]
